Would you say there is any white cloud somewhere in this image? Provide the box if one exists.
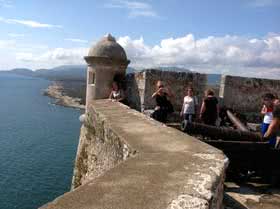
[0,0,13,8]
[1,34,280,79]
[0,16,62,28]
[15,52,33,62]
[8,33,25,38]
[248,0,280,7]
[15,48,88,68]
[105,0,158,17]
[117,34,280,79]
[65,38,88,43]
[0,39,16,49]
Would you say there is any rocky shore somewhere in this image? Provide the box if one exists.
[43,82,85,109]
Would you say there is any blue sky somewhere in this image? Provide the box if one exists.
[0,0,279,78]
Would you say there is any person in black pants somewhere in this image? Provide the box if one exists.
[151,80,174,123]
[199,89,219,126]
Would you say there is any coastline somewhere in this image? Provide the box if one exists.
[43,81,85,110]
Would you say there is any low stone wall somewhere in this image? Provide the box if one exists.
[41,100,228,209]
[220,75,280,114]
[71,110,132,188]
[126,69,207,112]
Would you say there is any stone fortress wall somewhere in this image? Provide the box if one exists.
[40,34,280,209]
[40,34,229,209]
[127,72,280,118]
[220,75,280,120]
[126,69,207,112]
[41,100,228,209]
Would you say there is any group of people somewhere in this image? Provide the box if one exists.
[108,80,219,125]
[151,80,219,125]
[108,80,280,147]
[260,93,280,147]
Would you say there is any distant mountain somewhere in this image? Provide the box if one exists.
[35,65,87,81]
[1,65,196,81]
[1,65,136,81]
[153,66,191,72]
[0,68,35,77]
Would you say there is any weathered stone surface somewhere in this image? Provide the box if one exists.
[87,34,127,61]
[126,69,207,111]
[125,71,146,111]
[41,100,227,209]
[220,75,280,114]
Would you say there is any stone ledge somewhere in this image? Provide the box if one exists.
[41,100,228,209]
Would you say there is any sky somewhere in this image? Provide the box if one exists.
[0,0,279,78]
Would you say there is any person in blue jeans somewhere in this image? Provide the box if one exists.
[264,104,280,147]
[180,87,198,123]
[260,93,276,146]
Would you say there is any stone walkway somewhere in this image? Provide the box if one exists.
[224,182,280,209]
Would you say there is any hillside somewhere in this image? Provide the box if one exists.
[35,65,87,81]
[0,65,221,107]
[0,65,221,85]
[0,68,36,77]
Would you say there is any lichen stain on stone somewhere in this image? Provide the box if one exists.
[168,194,209,209]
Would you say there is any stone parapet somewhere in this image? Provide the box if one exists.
[126,69,207,112]
[220,75,280,115]
[41,100,228,209]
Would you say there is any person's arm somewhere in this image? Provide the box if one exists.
[181,98,185,117]
[109,91,113,100]
[264,118,280,138]
[165,86,174,98]
[261,105,267,115]
[216,101,219,118]
[117,90,125,102]
[194,97,199,116]
[199,101,206,119]
[152,88,161,98]
[164,81,174,98]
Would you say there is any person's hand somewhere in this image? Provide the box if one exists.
[180,111,183,117]
[158,87,164,94]
[155,106,160,110]
[258,132,265,141]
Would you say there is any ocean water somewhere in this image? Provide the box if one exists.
[0,74,81,209]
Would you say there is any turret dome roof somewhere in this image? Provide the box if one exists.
[88,34,127,61]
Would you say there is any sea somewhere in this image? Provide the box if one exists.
[0,73,82,209]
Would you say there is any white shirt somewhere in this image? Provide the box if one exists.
[183,96,198,114]
[263,112,273,124]
[111,90,122,100]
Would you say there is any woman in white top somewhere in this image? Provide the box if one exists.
[181,87,198,123]
[109,81,125,102]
